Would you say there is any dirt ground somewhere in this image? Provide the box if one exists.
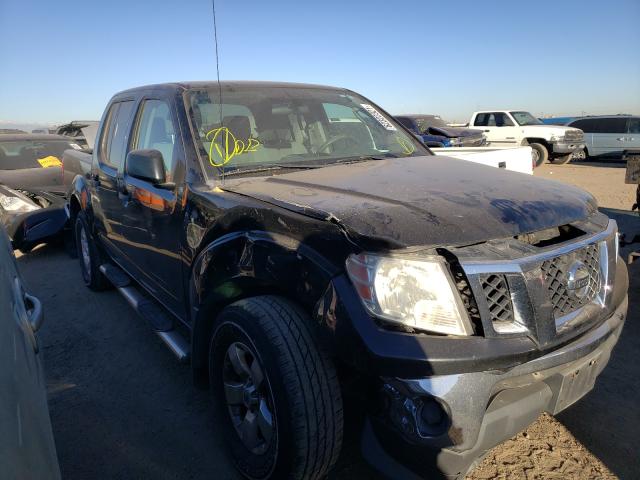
[15,160,640,480]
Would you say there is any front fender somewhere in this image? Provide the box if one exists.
[188,229,341,379]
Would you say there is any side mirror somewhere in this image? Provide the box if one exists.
[126,149,166,185]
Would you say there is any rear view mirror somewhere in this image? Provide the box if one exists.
[126,149,166,185]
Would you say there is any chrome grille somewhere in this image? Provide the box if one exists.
[480,274,514,325]
[540,243,601,318]
[564,129,584,143]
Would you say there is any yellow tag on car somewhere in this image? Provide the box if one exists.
[37,155,63,168]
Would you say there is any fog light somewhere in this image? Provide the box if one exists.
[383,384,450,439]
[417,397,448,437]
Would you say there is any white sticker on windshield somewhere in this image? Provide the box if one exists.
[69,143,82,150]
[360,104,397,131]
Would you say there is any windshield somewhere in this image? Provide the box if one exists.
[510,111,543,126]
[186,85,429,177]
[414,116,448,131]
[0,139,74,170]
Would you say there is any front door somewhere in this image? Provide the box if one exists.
[473,112,519,145]
[116,97,185,317]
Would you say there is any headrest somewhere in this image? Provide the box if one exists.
[223,115,251,140]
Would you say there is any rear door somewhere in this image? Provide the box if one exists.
[116,96,185,317]
[0,231,60,479]
[91,100,136,260]
[473,112,518,145]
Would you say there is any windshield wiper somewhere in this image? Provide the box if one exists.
[222,164,321,177]
[222,154,401,177]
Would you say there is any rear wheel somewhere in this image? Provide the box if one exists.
[210,296,343,480]
[74,211,109,291]
[530,142,549,167]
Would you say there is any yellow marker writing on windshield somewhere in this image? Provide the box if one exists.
[37,155,63,168]
[206,127,260,167]
[396,136,415,155]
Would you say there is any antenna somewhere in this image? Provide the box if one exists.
[211,0,225,182]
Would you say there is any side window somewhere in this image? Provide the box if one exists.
[628,118,640,134]
[494,113,514,127]
[595,118,627,134]
[99,100,135,169]
[570,119,598,133]
[98,103,118,167]
[132,100,177,175]
[474,113,488,126]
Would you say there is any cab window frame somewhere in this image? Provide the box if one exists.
[129,97,180,180]
[97,99,136,171]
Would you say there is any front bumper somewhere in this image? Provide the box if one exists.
[551,141,585,154]
[363,293,627,479]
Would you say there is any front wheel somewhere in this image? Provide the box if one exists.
[551,153,573,165]
[210,296,343,480]
[530,142,549,168]
[571,148,587,162]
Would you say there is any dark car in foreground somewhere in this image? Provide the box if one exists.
[395,114,485,147]
[68,81,627,480]
[0,134,82,193]
[0,226,60,479]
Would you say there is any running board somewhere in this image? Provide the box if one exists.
[99,264,190,363]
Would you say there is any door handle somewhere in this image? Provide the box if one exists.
[617,137,626,141]
[484,130,490,132]
[24,293,43,333]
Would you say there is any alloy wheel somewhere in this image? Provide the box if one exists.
[223,342,275,455]
[80,227,91,274]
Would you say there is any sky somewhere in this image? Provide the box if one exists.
[1,0,639,126]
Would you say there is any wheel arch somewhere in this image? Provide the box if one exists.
[189,230,341,388]
[522,137,551,149]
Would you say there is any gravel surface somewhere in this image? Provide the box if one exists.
[16,160,640,480]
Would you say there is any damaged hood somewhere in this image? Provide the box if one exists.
[427,126,484,138]
[221,156,598,248]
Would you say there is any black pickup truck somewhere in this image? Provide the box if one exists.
[68,81,627,480]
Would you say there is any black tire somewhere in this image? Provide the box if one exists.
[210,296,343,480]
[530,142,549,167]
[74,211,109,291]
[551,153,573,165]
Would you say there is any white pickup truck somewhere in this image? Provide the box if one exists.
[469,110,585,167]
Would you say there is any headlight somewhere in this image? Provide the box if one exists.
[346,253,474,335]
[0,194,38,213]
[549,134,565,143]
[448,137,462,146]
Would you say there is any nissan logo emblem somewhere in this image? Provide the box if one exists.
[567,261,590,299]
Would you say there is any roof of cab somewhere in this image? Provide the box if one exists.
[114,80,345,96]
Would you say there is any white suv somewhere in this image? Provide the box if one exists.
[568,116,640,159]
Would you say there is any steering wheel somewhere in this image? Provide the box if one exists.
[315,134,358,154]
